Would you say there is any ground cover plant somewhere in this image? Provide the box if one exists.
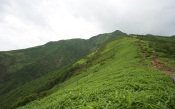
[18,37,175,109]
[0,30,126,109]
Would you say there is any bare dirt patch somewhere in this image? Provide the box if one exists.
[151,57,175,78]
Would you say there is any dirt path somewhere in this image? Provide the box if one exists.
[151,57,175,77]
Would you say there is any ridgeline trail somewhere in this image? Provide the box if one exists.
[151,57,175,79]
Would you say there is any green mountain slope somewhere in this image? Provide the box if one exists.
[0,30,126,94]
[0,39,90,94]
[0,30,126,109]
[137,35,175,73]
[18,37,175,109]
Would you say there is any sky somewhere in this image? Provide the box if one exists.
[0,0,175,51]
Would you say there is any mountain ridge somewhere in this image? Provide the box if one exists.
[18,37,175,109]
[0,30,175,109]
[0,30,126,109]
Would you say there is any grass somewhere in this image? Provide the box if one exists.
[18,37,175,109]
[137,35,175,72]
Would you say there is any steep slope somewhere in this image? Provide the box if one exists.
[18,37,175,109]
[0,39,90,94]
[0,30,126,109]
[0,30,126,95]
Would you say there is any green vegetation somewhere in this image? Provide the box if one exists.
[138,35,175,55]
[137,35,175,71]
[18,37,175,109]
[0,30,126,109]
[1,30,175,109]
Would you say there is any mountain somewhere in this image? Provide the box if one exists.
[0,30,126,109]
[0,31,175,109]
[17,36,175,109]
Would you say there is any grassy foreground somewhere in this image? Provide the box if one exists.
[18,37,175,109]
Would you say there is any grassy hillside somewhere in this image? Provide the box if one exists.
[18,37,175,109]
[0,30,126,109]
[0,30,125,94]
[0,39,92,95]
[137,35,175,74]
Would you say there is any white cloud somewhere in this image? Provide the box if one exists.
[0,0,175,51]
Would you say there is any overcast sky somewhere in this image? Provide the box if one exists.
[0,0,175,51]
